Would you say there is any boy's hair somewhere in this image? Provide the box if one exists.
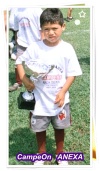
[40,8,64,28]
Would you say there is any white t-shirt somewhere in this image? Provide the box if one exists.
[9,8,18,30]
[13,8,43,47]
[16,40,82,116]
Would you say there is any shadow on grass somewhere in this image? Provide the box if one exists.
[79,56,90,65]
[9,72,16,85]
[9,127,55,164]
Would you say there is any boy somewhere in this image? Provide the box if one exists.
[16,8,82,165]
[9,8,43,91]
[9,8,18,60]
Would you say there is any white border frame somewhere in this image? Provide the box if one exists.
[1,0,99,170]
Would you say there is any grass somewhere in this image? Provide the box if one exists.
[9,8,90,165]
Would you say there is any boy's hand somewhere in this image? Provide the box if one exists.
[54,76,75,107]
[25,79,35,91]
[54,90,65,107]
[16,64,35,91]
[22,75,35,91]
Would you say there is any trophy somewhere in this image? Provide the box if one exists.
[18,59,55,110]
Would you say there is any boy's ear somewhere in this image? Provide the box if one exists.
[62,23,66,31]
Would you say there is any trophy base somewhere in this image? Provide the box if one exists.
[17,92,35,110]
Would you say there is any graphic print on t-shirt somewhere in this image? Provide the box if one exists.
[42,64,63,90]
[19,17,30,28]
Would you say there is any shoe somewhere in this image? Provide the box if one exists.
[67,17,73,21]
[65,17,73,22]
[67,17,73,20]
[11,53,16,60]
[57,160,69,165]
[9,83,22,92]
[56,155,68,165]
[34,160,45,165]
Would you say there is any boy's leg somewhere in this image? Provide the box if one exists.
[9,45,26,92]
[9,67,22,92]
[65,8,73,22]
[51,103,71,165]
[30,114,51,153]
[31,115,50,165]
[53,103,71,154]
[29,113,47,165]
[54,129,69,166]
[54,129,64,154]
[15,67,23,85]
[36,131,46,153]
[52,104,71,165]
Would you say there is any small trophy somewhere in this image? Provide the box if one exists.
[18,60,55,110]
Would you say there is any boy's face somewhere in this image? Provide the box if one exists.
[41,22,65,46]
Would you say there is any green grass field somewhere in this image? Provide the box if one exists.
[9,8,90,165]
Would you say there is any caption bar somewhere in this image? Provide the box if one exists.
[16,152,84,162]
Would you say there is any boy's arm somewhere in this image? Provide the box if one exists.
[54,76,75,107]
[17,64,35,91]
[61,76,75,94]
